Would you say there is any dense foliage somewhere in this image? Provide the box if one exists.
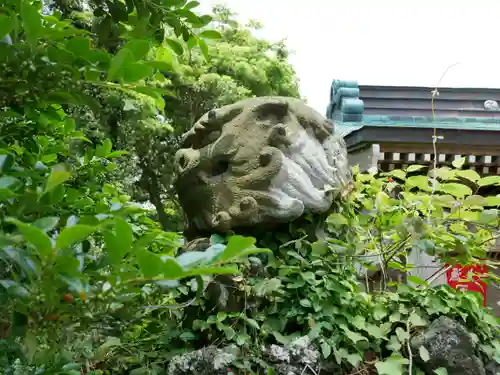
[0,1,279,373]
[64,4,301,231]
[163,162,500,374]
[0,1,499,374]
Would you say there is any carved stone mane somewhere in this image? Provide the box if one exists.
[174,97,352,238]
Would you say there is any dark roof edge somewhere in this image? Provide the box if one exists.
[358,83,500,92]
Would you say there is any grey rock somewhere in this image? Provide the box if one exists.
[485,361,500,375]
[167,346,236,375]
[166,336,326,375]
[410,316,485,375]
[265,336,321,375]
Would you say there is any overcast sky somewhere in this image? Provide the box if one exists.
[199,0,500,114]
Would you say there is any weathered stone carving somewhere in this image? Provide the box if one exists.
[174,96,351,237]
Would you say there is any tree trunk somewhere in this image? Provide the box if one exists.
[140,163,170,231]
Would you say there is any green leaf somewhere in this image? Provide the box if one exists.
[478,209,498,224]
[406,164,426,173]
[407,275,429,286]
[485,196,500,206]
[299,299,311,308]
[115,217,133,250]
[199,30,222,39]
[0,280,30,298]
[388,261,405,270]
[103,218,133,265]
[107,48,134,81]
[182,266,239,277]
[61,363,82,371]
[166,38,184,55]
[33,217,59,232]
[180,331,197,341]
[103,230,123,264]
[365,324,385,339]
[21,1,42,43]
[389,169,406,180]
[0,15,15,39]
[65,37,90,58]
[129,369,149,375]
[327,213,349,226]
[311,241,328,255]
[95,139,112,158]
[132,85,175,98]
[452,156,466,169]
[198,38,209,60]
[456,169,481,182]
[434,368,448,375]
[137,250,164,278]
[406,175,430,191]
[222,325,235,340]
[373,305,388,320]
[123,62,154,82]
[320,342,331,358]
[94,337,121,361]
[0,154,13,172]
[409,312,427,327]
[185,1,200,9]
[163,258,185,279]
[387,335,402,351]
[244,317,260,330]
[340,325,368,344]
[0,188,15,200]
[253,278,282,296]
[0,176,18,189]
[237,247,272,258]
[375,356,409,375]
[122,39,151,60]
[351,315,366,330]
[219,235,256,261]
[419,345,430,362]
[131,85,174,109]
[44,165,71,194]
[463,195,487,207]
[478,175,500,187]
[186,35,198,49]
[154,47,177,70]
[56,224,97,250]
[346,353,362,367]
[395,327,409,342]
[6,218,52,259]
[437,183,472,198]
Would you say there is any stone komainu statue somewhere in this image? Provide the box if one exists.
[174,97,352,238]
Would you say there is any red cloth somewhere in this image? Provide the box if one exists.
[445,263,488,306]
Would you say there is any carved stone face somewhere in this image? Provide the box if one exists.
[174,97,351,237]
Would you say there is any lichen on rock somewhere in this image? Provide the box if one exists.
[167,346,236,375]
[265,336,322,375]
[410,316,486,375]
[174,96,352,239]
[166,336,326,375]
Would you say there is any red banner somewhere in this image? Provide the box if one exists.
[445,264,488,305]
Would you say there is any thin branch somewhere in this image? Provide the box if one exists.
[406,310,414,375]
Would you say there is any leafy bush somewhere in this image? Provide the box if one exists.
[165,163,500,374]
[0,1,270,374]
[0,1,498,374]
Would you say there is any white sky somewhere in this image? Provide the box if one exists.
[199,0,500,114]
